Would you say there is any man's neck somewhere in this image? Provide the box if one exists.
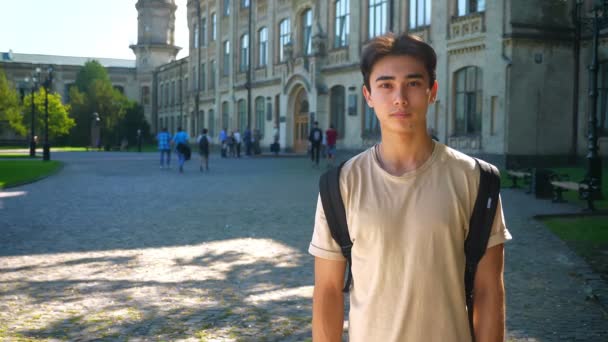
[378,132,434,176]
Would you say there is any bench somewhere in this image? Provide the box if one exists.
[550,179,595,211]
[506,169,532,190]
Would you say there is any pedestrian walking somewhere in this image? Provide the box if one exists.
[310,32,512,342]
[325,124,338,168]
[244,126,252,156]
[219,127,228,158]
[233,129,242,158]
[197,128,210,172]
[308,121,323,168]
[156,127,171,169]
[172,126,190,173]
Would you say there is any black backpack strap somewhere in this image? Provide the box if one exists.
[464,158,501,341]
[319,160,353,293]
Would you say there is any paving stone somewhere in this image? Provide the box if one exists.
[0,151,606,341]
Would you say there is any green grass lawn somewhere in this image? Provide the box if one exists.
[0,160,62,188]
[541,216,608,280]
[0,155,37,159]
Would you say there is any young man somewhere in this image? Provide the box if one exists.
[309,33,512,342]
[197,128,210,172]
[325,124,338,168]
[309,121,323,168]
[156,127,172,169]
[172,127,190,173]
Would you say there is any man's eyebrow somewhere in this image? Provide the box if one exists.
[374,73,425,82]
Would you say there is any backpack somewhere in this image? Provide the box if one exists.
[199,135,209,152]
[318,157,500,341]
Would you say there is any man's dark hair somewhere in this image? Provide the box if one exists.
[203,128,208,134]
[360,32,437,92]
[177,126,182,131]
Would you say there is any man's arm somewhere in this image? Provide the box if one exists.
[312,257,346,342]
[473,243,506,342]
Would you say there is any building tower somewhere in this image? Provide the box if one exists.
[130,0,181,130]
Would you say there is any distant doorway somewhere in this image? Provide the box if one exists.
[293,88,309,153]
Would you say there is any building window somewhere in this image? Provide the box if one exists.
[454,66,483,135]
[301,9,312,55]
[223,0,230,16]
[335,0,350,48]
[192,66,197,90]
[141,86,150,105]
[209,109,215,136]
[258,27,268,66]
[222,101,230,129]
[178,79,182,103]
[240,33,249,72]
[409,0,431,29]
[210,60,216,89]
[238,99,247,133]
[223,41,231,76]
[211,13,217,41]
[200,63,206,91]
[279,19,291,62]
[201,17,207,46]
[242,0,249,8]
[363,103,381,138]
[457,0,485,16]
[368,0,388,39]
[597,62,608,136]
[330,86,345,138]
[164,83,169,107]
[193,22,199,48]
[158,84,162,107]
[255,96,265,136]
[199,110,205,133]
[171,81,175,105]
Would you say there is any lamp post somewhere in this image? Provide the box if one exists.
[578,0,606,199]
[91,112,101,150]
[22,68,41,157]
[41,66,53,161]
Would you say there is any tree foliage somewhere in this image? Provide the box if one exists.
[22,88,74,139]
[0,68,24,135]
[67,60,150,147]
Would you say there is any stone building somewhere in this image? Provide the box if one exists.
[149,0,606,165]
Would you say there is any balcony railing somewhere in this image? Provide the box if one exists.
[449,12,485,41]
[327,48,349,66]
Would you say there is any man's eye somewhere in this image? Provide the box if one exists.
[378,83,392,89]
[408,81,421,87]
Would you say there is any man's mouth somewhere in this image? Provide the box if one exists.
[390,112,413,118]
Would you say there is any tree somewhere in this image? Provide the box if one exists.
[68,60,128,147]
[120,101,151,146]
[22,88,74,139]
[0,68,24,135]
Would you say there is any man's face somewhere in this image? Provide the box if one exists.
[362,55,437,136]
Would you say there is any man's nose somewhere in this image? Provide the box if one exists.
[393,85,409,106]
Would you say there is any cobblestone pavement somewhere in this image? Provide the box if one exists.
[0,152,607,341]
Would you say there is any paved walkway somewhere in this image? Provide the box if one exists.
[0,152,606,341]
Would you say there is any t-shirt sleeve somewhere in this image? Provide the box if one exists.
[486,194,512,249]
[308,194,346,261]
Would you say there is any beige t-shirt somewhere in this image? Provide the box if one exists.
[309,142,512,342]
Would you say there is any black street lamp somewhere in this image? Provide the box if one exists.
[578,0,606,199]
[41,66,53,161]
[20,68,41,157]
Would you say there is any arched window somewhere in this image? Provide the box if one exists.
[222,101,230,130]
[279,19,291,62]
[255,96,265,136]
[208,109,215,136]
[330,86,346,138]
[238,99,247,133]
[240,34,249,72]
[141,86,150,105]
[454,66,483,135]
[301,9,312,55]
[258,27,268,66]
[223,41,230,76]
[335,0,350,48]
[368,0,388,39]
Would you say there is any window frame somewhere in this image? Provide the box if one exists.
[454,66,483,136]
[334,0,350,48]
[258,27,268,66]
[279,19,291,62]
[240,33,249,72]
[301,9,313,56]
[409,0,431,29]
[368,0,388,39]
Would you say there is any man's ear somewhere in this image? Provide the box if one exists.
[429,80,438,103]
[362,85,373,108]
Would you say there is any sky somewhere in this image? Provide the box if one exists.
[0,0,189,60]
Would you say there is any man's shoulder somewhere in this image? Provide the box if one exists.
[340,147,375,178]
[435,143,479,175]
